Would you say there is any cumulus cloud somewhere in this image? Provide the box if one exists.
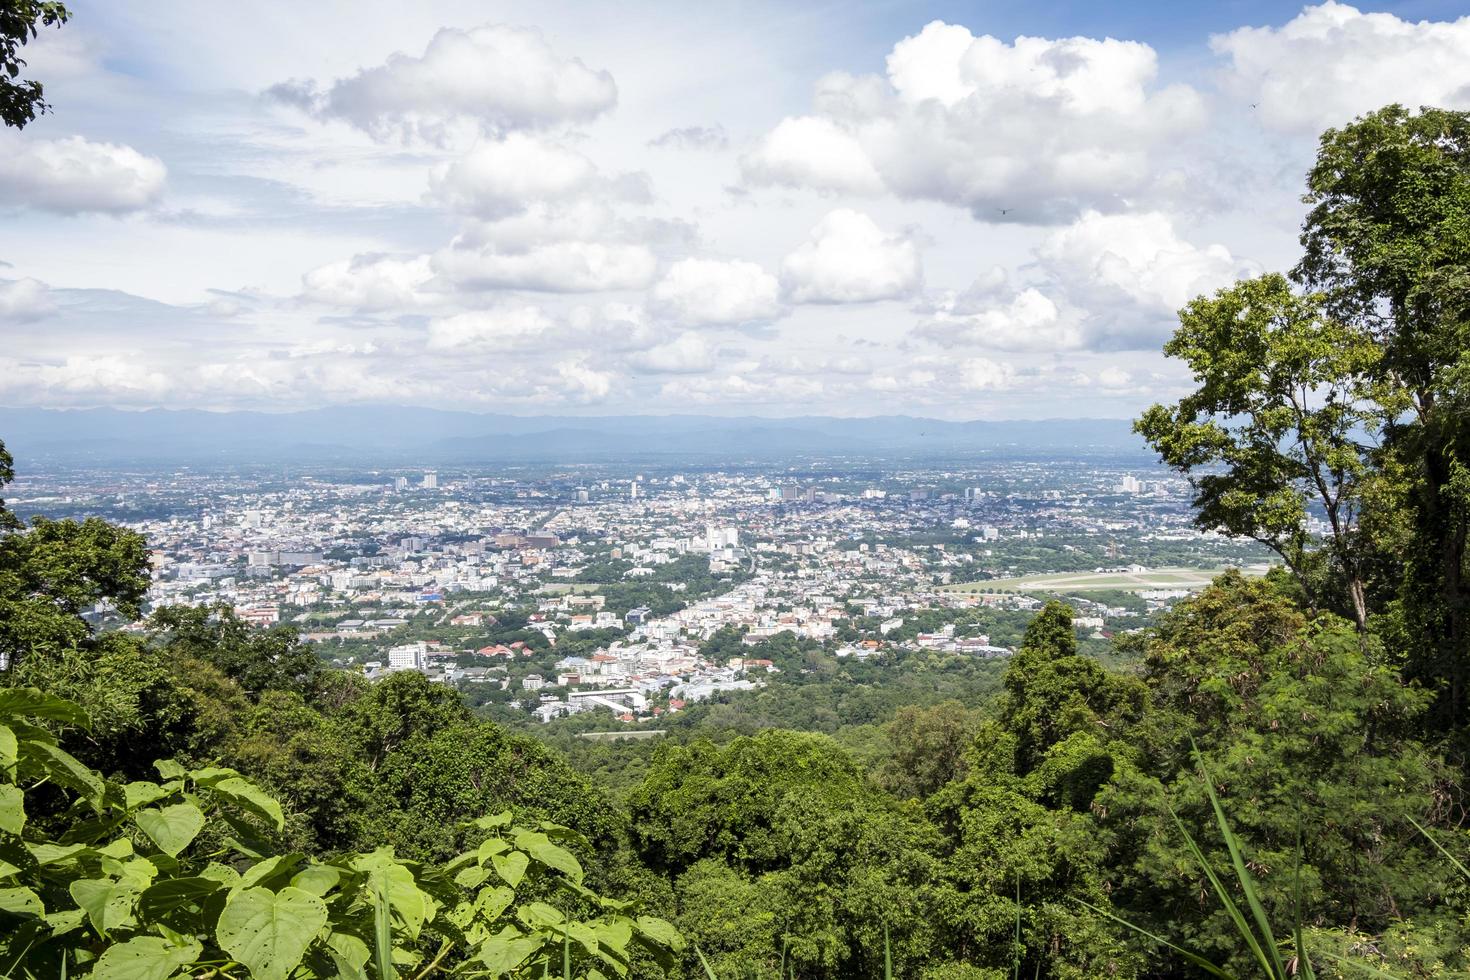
[1035,210,1258,315]
[430,134,649,218]
[434,240,657,292]
[741,116,883,194]
[650,258,783,326]
[648,125,728,150]
[744,21,1203,220]
[780,209,921,303]
[915,210,1256,353]
[957,357,1016,390]
[556,358,613,401]
[0,133,165,214]
[632,334,715,373]
[0,278,55,322]
[269,24,617,141]
[1213,2,1470,133]
[426,306,556,351]
[301,254,436,311]
[916,287,1084,351]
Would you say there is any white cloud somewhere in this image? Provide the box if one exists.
[430,134,649,218]
[273,24,618,141]
[649,125,728,151]
[0,278,55,322]
[650,258,783,326]
[916,287,1084,351]
[633,334,715,373]
[426,306,556,351]
[746,21,1204,219]
[301,253,435,311]
[741,116,883,194]
[1036,210,1258,314]
[434,240,657,292]
[914,211,1255,353]
[957,357,1016,391]
[0,134,165,214]
[780,209,920,303]
[1213,2,1470,133]
[556,358,613,401]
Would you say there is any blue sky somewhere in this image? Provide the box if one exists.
[2,1,1469,419]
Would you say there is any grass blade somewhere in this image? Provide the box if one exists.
[1078,900,1238,979]
[1168,801,1273,975]
[884,923,892,980]
[1189,739,1286,977]
[694,944,719,980]
[1407,815,1470,881]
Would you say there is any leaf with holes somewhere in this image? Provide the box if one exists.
[216,886,328,980]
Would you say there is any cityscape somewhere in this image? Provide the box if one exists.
[8,453,1269,727]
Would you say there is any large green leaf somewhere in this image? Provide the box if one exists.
[70,878,142,935]
[352,851,432,940]
[26,740,105,809]
[91,935,202,980]
[0,688,90,725]
[216,886,328,980]
[134,804,205,858]
[515,831,582,883]
[123,781,169,812]
[325,930,371,978]
[491,849,529,888]
[0,724,17,770]
[210,776,285,831]
[137,877,223,922]
[0,886,43,918]
[0,784,23,835]
[477,926,542,974]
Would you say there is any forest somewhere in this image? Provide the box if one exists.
[4,3,1470,974]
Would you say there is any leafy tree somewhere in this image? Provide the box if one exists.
[1100,574,1449,975]
[147,604,324,700]
[879,700,978,800]
[1135,274,1383,628]
[998,601,1145,776]
[1296,104,1470,732]
[0,0,68,128]
[0,514,150,671]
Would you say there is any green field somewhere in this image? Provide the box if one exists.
[941,564,1271,595]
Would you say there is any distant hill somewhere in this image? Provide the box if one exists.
[0,406,1150,464]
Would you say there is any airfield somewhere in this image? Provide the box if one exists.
[940,565,1271,595]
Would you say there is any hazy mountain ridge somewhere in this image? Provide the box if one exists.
[0,407,1148,462]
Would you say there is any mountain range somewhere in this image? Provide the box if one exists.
[0,407,1150,464]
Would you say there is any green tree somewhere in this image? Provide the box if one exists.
[0,514,150,671]
[0,0,68,128]
[147,604,324,700]
[879,699,978,800]
[1135,274,1383,629]
[1295,104,1470,732]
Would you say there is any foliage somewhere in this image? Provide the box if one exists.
[0,0,68,128]
[0,686,684,978]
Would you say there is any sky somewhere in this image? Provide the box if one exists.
[3,1,1470,420]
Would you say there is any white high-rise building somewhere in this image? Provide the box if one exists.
[629,481,639,501]
[422,471,439,489]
